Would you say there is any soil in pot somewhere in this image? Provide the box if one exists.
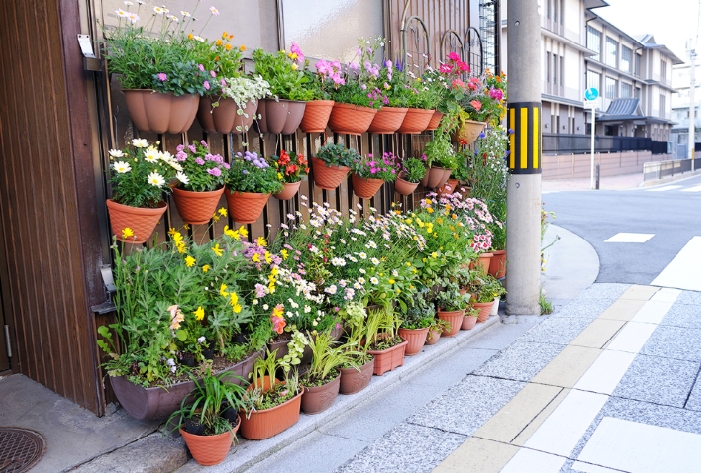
[300,372,341,414]
[339,357,374,395]
[398,327,429,356]
[437,309,465,337]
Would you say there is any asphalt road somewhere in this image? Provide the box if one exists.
[543,174,701,286]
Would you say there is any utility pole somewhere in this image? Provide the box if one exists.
[689,48,696,161]
[506,0,542,315]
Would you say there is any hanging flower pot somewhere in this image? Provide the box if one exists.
[339,357,374,395]
[453,119,487,146]
[311,156,350,190]
[425,110,444,131]
[106,199,167,244]
[352,174,384,199]
[398,327,429,356]
[437,309,465,337]
[489,250,507,278]
[224,189,270,224]
[396,108,434,134]
[273,181,302,201]
[395,176,419,196]
[257,99,306,135]
[197,97,258,134]
[301,373,341,415]
[123,90,199,135]
[180,419,238,466]
[436,178,459,198]
[367,107,408,134]
[171,187,225,225]
[436,169,452,190]
[299,100,335,133]
[327,102,377,135]
[474,300,495,322]
[424,166,448,188]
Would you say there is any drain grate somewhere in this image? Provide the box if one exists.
[0,428,45,473]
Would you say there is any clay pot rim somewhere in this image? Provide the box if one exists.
[171,185,225,193]
[239,389,303,416]
[339,356,375,373]
[333,102,378,111]
[366,339,408,355]
[301,371,341,391]
[352,174,386,183]
[106,198,167,211]
[472,301,495,307]
[179,415,240,439]
[437,309,466,316]
[398,326,430,333]
[478,252,495,257]
[224,188,271,197]
[311,156,351,171]
[262,97,307,105]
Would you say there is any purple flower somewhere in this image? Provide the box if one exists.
[242,169,249,175]
[157,72,167,82]
[210,70,216,78]
[222,162,230,169]
[176,151,187,161]
[195,158,205,165]
[203,81,210,90]
[508,128,515,134]
[188,144,196,153]
[207,167,222,177]
[176,144,184,152]
[200,140,208,148]
[479,132,486,139]
[198,64,205,72]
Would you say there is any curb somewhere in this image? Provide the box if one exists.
[638,168,701,187]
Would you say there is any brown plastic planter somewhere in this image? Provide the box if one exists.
[339,358,374,395]
[106,199,167,244]
[474,301,495,323]
[424,166,448,188]
[124,90,198,134]
[301,373,341,415]
[218,349,265,386]
[367,339,408,376]
[180,417,238,466]
[171,187,225,225]
[197,97,258,134]
[395,176,419,196]
[396,108,434,134]
[425,110,444,131]
[436,179,459,198]
[489,249,506,278]
[352,174,384,199]
[453,119,487,145]
[461,316,478,330]
[311,156,350,190]
[425,329,442,345]
[398,327,429,356]
[273,181,301,201]
[239,389,303,440]
[224,189,270,224]
[300,100,334,133]
[328,102,377,135]
[367,106,408,134]
[257,99,306,135]
[437,309,465,337]
[110,375,196,421]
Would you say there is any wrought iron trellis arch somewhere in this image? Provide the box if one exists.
[440,29,465,64]
[400,15,431,77]
[465,26,483,76]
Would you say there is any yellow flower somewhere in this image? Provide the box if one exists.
[388,279,396,284]
[218,207,227,217]
[223,225,239,239]
[185,255,196,267]
[240,44,246,51]
[425,199,432,205]
[427,207,434,214]
[406,262,411,267]
[431,251,438,258]
[183,224,190,230]
[280,249,288,260]
[121,227,134,239]
[271,304,284,318]
[257,236,267,247]
[268,281,276,293]
[291,63,299,70]
[225,43,232,51]
[252,253,260,263]
[220,284,228,297]
[194,306,205,320]
[239,226,249,238]
[288,52,298,59]
[215,39,223,46]
[212,243,223,257]
[212,214,220,223]
[230,292,242,313]
[187,33,194,40]
[270,267,279,277]
[264,251,272,264]
[202,264,210,273]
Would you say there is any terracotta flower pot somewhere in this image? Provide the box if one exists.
[106,199,167,244]
[197,97,258,134]
[425,110,444,131]
[394,176,419,196]
[110,374,195,421]
[436,178,459,198]
[425,329,442,345]
[436,168,452,190]
[301,373,341,415]
[489,249,506,278]
[180,418,238,466]
[218,349,265,386]
[273,181,301,201]
[257,98,306,135]
[437,309,465,337]
[398,327,429,356]
[300,100,335,133]
[461,316,478,331]
[123,90,198,134]
[171,187,225,225]
[352,174,384,199]
[478,252,494,273]
[311,156,350,190]
[474,300,495,322]
[327,102,377,135]
[367,107,408,134]
[367,339,409,376]
[424,166,448,188]
[224,189,270,224]
[339,358,374,395]
[453,119,487,145]
[239,389,303,440]
[396,108,434,134]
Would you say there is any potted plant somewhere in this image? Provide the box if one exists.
[462,306,479,331]
[311,142,358,190]
[252,43,314,135]
[397,287,434,355]
[367,60,409,134]
[395,157,427,196]
[270,150,309,200]
[435,282,470,337]
[364,307,408,376]
[337,303,374,395]
[350,151,401,199]
[421,133,457,188]
[171,141,228,225]
[105,139,174,243]
[396,71,442,134]
[168,369,247,466]
[198,75,271,135]
[425,318,450,345]
[300,59,343,133]
[472,274,506,323]
[224,151,283,224]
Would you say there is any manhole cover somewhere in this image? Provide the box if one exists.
[0,428,45,473]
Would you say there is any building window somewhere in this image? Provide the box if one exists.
[605,37,618,68]
[587,26,601,62]
[605,76,618,99]
[546,51,551,84]
[635,87,641,99]
[560,55,564,86]
[621,82,633,98]
[660,94,666,115]
[587,70,601,91]
[546,0,550,19]
[621,46,632,73]
[553,54,558,84]
[635,54,641,76]
[661,59,667,79]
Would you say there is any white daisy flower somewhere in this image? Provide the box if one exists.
[132,138,148,148]
[324,285,337,295]
[358,277,365,284]
[358,252,367,259]
[153,6,165,14]
[175,171,189,185]
[193,35,205,42]
[109,149,124,158]
[392,270,399,277]
[359,268,366,274]
[181,10,191,17]
[370,277,379,285]
[209,6,220,15]
[147,172,165,187]
[331,257,346,267]
[113,161,131,173]
[115,8,128,17]
[371,257,380,265]
[124,1,133,5]
[144,147,159,162]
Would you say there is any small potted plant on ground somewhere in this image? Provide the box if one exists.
[425,318,450,345]
[397,287,434,355]
[338,302,375,395]
[472,274,506,323]
[311,142,358,190]
[395,156,427,196]
[270,150,309,200]
[171,141,228,225]
[105,139,174,243]
[351,151,401,199]
[435,281,470,337]
[364,307,408,376]
[462,306,479,331]
[168,369,247,466]
[224,151,283,224]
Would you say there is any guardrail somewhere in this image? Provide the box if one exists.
[543,134,670,155]
[643,158,701,181]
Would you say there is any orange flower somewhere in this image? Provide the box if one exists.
[214,56,220,61]
[187,33,193,40]
[228,34,234,40]
[215,39,223,46]
[225,44,232,51]
[240,44,246,51]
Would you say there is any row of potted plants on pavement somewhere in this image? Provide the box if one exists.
[103,1,506,138]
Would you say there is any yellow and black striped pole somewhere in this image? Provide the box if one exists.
[507,102,541,174]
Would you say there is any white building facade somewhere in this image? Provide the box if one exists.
[671,62,701,157]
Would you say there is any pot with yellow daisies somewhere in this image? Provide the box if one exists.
[106,139,174,244]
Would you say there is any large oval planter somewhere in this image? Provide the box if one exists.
[425,110,444,131]
[311,156,350,190]
[394,176,419,196]
[180,418,238,466]
[268,337,313,365]
[436,178,459,198]
[218,349,265,386]
[257,99,306,135]
[437,309,465,337]
[396,108,434,134]
[352,174,384,199]
[110,375,196,421]
[239,389,303,440]
[327,102,377,135]
[273,181,301,201]
[425,329,442,345]
[123,90,198,134]
[106,199,167,244]
[197,97,258,134]
[299,100,334,133]
[489,249,506,278]
[367,107,408,134]
[339,357,374,395]
[474,301,495,323]
[398,327,429,356]
[224,189,270,224]
[453,119,487,146]
[423,166,448,188]
[171,187,225,225]
[367,339,408,376]
[461,315,478,331]
[301,373,341,415]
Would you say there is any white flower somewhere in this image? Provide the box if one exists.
[181,10,191,17]
[147,172,165,187]
[309,245,319,254]
[175,171,189,185]
[167,15,178,22]
[370,277,379,285]
[153,6,165,14]
[209,6,220,15]
[358,277,366,284]
[304,305,312,313]
[124,1,133,5]
[194,35,205,42]
[349,256,358,262]
[353,282,362,290]
[126,13,140,24]
[358,252,367,259]
[371,257,380,265]
[109,149,124,158]
[144,146,159,162]
[324,285,337,295]
[262,304,269,310]
[197,336,206,343]
[166,358,175,366]
[113,161,131,173]
[366,240,377,249]
[359,268,366,274]
[392,270,399,277]
[115,8,128,17]
[132,138,148,148]
[167,160,183,171]
[331,257,346,267]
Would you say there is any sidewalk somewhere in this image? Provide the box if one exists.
[542,172,643,193]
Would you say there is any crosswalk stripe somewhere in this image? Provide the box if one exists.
[680,185,701,192]
[651,236,701,291]
[646,185,682,192]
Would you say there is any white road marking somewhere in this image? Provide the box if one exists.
[604,233,655,243]
[605,322,658,353]
[573,350,637,395]
[646,185,682,192]
[500,447,567,473]
[680,185,701,192]
[651,236,701,291]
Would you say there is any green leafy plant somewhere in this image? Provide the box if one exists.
[435,281,470,312]
[315,142,361,168]
[401,157,428,183]
[225,151,283,194]
[241,351,301,416]
[423,133,457,169]
[252,44,314,101]
[364,307,403,351]
[400,286,434,329]
[302,331,360,386]
[330,37,388,108]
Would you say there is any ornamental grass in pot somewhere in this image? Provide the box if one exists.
[171,141,228,225]
[350,151,401,200]
[105,139,175,244]
[270,150,309,200]
[364,307,408,376]
[435,282,470,337]
[311,142,357,190]
[224,151,283,224]
[395,157,427,196]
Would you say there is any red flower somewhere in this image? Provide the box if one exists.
[470,100,482,111]
[278,150,291,165]
[285,164,298,175]
[448,51,461,61]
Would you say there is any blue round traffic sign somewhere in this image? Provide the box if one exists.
[585,88,599,101]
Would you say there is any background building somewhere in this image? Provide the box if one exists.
[671,61,701,157]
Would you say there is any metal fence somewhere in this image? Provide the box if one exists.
[543,134,669,155]
[643,158,701,181]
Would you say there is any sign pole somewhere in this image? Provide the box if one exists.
[591,108,595,189]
